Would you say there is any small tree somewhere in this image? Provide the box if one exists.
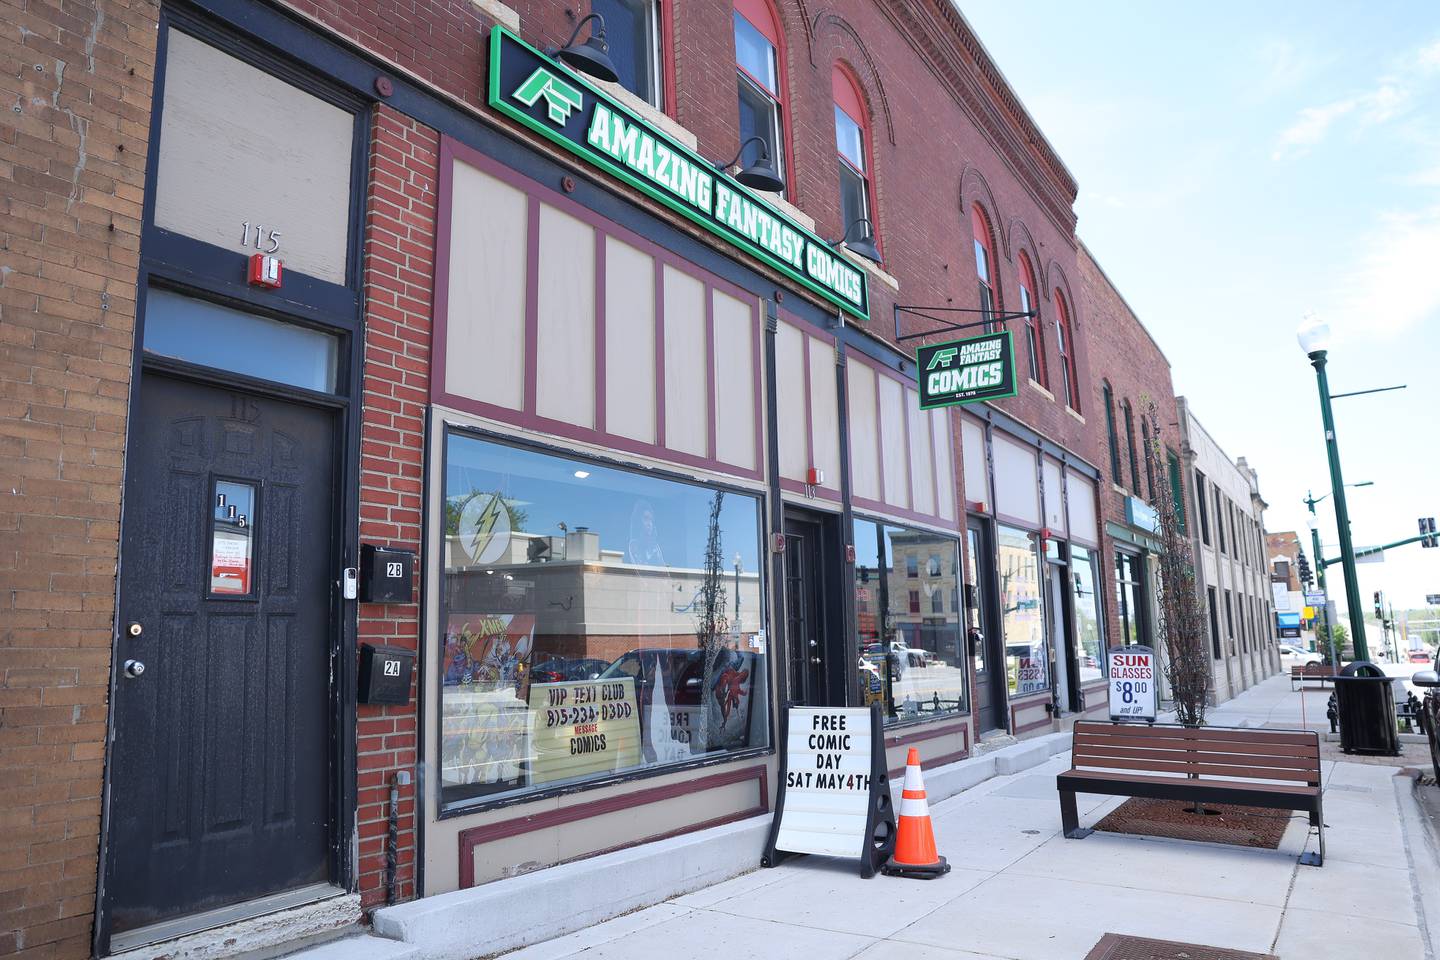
[1319,623,1349,665]
[1143,400,1211,727]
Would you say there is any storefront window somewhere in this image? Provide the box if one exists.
[998,526,1047,695]
[1070,546,1104,683]
[852,519,966,722]
[439,432,768,809]
[1114,550,1148,647]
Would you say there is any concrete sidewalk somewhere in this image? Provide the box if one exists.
[490,675,1439,960]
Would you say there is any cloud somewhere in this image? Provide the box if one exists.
[1328,205,1440,340]
[1418,39,1440,73]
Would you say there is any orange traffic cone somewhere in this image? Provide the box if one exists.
[883,748,950,879]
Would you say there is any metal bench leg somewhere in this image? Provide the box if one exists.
[1299,801,1324,867]
[1060,790,1091,839]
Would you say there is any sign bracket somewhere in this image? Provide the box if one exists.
[894,304,1034,343]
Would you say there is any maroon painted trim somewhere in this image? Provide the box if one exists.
[779,477,843,501]
[431,137,456,400]
[801,328,815,470]
[658,0,677,119]
[432,136,766,482]
[456,764,767,888]
[705,288,717,459]
[871,359,887,503]
[1013,716,1054,735]
[994,512,1042,532]
[888,747,968,781]
[927,407,941,519]
[594,231,607,434]
[749,297,764,475]
[884,720,967,748]
[850,495,962,533]
[900,393,915,511]
[779,308,839,345]
[522,195,540,416]
[653,262,667,448]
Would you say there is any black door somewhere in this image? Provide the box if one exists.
[108,373,336,935]
[966,520,1005,733]
[783,515,830,705]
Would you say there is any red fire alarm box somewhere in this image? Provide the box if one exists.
[249,253,283,288]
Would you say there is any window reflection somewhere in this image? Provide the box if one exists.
[852,519,967,722]
[998,526,1047,694]
[1070,546,1104,683]
[440,433,768,809]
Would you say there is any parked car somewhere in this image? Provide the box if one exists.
[1279,644,1322,664]
[1409,650,1433,665]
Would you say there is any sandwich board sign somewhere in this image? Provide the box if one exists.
[1107,645,1157,722]
[762,703,895,877]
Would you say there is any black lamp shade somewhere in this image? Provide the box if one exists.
[734,160,785,194]
[558,36,620,84]
[844,233,883,265]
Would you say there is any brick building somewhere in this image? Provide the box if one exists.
[1267,530,1305,593]
[0,0,1268,956]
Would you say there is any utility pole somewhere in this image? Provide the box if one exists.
[1305,491,1337,666]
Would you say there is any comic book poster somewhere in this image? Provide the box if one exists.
[441,613,535,789]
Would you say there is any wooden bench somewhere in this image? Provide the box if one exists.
[1290,663,1340,689]
[1057,721,1325,866]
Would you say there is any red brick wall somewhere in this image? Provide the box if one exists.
[1076,244,1182,650]
[0,0,158,954]
[354,105,438,909]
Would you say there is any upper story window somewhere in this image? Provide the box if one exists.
[1018,252,1046,387]
[734,1,787,192]
[594,0,662,108]
[1054,288,1078,411]
[1194,469,1210,545]
[970,204,999,330]
[1102,382,1121,483]
[1122,400,1140,493]
[832,64,876,254]
[1214,487,1226,554]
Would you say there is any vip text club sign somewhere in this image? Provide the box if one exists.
[487,27,868,320]
[916,331,1018,410]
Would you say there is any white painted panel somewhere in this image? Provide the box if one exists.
[663,266,707,457]
[155,31,353,283]
[1043,458,1066,534]
[604,237,656,443]
[808,337,841,487]
[961,417,987,511]
[847,363,880,501]
[992,433,1039,525]
[712,290,755,470]
[906,390,935,517]
[775,323,807,482]
[931,410,957,521]
[1067,470,1099,544]
[877,375,908,509]
[536,204,596,427]
[445,161,527,409]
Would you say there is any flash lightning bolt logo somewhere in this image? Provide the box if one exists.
[459,492,512,566]
[513,67,584,125]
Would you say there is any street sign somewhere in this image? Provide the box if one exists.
[1305,590,1327,606]
[1355,549,1385,564]
[1107,645,1157,722]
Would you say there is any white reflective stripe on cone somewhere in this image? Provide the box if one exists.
[898,797,930,817]
[902,763,925,793]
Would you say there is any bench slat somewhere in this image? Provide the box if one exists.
[1073,721,1316,746]
[1072,753,1320,783]
[1073,732,1319,760]
[1072,749,1321,777]
[1061,768,1319,798]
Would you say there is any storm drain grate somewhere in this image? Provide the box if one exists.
[1083,933,1278,960]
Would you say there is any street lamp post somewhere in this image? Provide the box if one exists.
[1298,316,1369,660]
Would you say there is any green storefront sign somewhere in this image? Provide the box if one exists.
[916,331,1018,409]
[487,26,869,320]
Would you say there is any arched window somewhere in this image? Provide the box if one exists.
[734,0,787,192]
[1122,399,1140,493]
[832,64,876,254]
[970,204,999,329]
[1018,251,1045,387]
[1103,382,1121,482]
[1054,288,1078,411]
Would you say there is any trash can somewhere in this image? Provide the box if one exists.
[1333,661,1399,756]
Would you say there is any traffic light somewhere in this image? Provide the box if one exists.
[1420,517,1438,548]
[1296,550,1312,587]
[1374,590,1384,618]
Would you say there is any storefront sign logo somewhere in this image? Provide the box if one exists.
[487,26,869,320]
[458,492,512,566]
[915,331,1018,409]
[512,67,583,124]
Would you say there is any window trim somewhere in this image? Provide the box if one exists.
[434,421,776,817]
[832,62,879,258]
[1103,382,1121,483]
[1018,251,1046,388]
[1053,287,1078,411]
[594,0,665,110]
[733,0,791,195]
[1122,400,1140,494]
[970,203,1000,331]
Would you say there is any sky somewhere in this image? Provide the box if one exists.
[962,1,1440,623]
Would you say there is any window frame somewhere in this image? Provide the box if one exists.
[435,423,775,816]
[733,0,790,195]
[1018,251,1046,388]
[593,0,665,110]
[1103,382,1121,483]
[1053,288,1078,411]
[1122,400,1140,494]
[970,203,1000,331]
[832,63,878,258]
